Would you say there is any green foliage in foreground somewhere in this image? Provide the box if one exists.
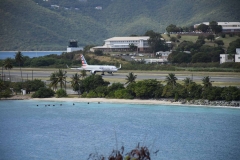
[0,80,12,98]
[79,74,240,101]
[31,87,55,98]
[0,79,46,98]
[88,143,155,160]
[9,79,45,94]
[55,89,67,98]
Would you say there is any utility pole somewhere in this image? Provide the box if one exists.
[1,66,3,81]
[78,82,80,98]
[65,80,66,91]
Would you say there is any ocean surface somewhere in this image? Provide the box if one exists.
[0,100,240,160]
[0,51,65,59]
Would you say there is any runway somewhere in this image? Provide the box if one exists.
[2,69,240,85]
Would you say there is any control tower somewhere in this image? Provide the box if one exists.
[67,40,83,52]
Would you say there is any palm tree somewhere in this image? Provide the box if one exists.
[3,58,13,81]
[80,69,87,79]
[125,72,137,85]
[165,73,178,89]
[15,51,24,82]
[71,73,81,94]
[182,77,192,87]
[49,69,67,90]
[49,72,58,91]
[202,76,213,88]
[57,69,67,89]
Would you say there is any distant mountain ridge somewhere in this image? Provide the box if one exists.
[1,0,240,50]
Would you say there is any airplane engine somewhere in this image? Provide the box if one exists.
[90,70,96,74]
[107,72,113,74]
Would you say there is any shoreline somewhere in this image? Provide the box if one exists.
[32,97,182,105]
[32,97,240,109]
[1,95,239,109]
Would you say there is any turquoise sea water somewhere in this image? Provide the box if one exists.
[0,100,240,160]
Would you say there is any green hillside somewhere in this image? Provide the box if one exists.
[1,0,240,50]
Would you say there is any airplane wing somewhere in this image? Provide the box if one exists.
[66,64,84,70]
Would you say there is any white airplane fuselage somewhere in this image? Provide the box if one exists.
[81,65,118,73]
[71,64,120,75]
[68,54,121,75]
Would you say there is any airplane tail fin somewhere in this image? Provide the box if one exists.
[118,64,121,69]
[80,54,88,66]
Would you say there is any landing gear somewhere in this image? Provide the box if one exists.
[107,72,113,76]
[101,72,105,75]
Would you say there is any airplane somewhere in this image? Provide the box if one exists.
[67,54,121,75]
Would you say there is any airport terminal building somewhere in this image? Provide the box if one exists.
[91,36,150,52]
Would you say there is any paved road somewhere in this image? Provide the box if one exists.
[2,70,240,83]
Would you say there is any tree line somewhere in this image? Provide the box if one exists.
[76,72,240,101]
[2,67,239,101]
[166,21,223,34]
[167,36,240,63]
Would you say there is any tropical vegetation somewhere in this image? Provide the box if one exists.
[0,79,45,98]
[31,87,55,98]
[77,73,240,101]
[49,69,67,90]
[15,51,24,83]
[125,72,137,85]
[3,58,13,81]
[88,143,155,160]
[1,70,240,101]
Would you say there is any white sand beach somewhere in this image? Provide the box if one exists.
[2,94,239,109]
[30,97,240,109]
[33,97,182,105]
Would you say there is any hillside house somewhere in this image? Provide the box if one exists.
[194,22,240,32]
[144,59,167,64]
[220,48,240,64]
[156,51,172,61]
[50,5,59,9]
[95,6,102,10]
[235,48,240,63]
[220,54,234,64]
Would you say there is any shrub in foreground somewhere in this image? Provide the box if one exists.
[31,87,55,98]
[114,89,134,99]
[88,143,157,160]
[0,89,12,98]
[55,89,67,98]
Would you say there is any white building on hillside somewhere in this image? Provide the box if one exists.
[145,59,167,64]
[220,54,234,64]
[156,51,172,61]
[220,48,240,64]
[235,48,240,63]
[237,48,240,54]
[91,36,150,52]
[194,22,240,32]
